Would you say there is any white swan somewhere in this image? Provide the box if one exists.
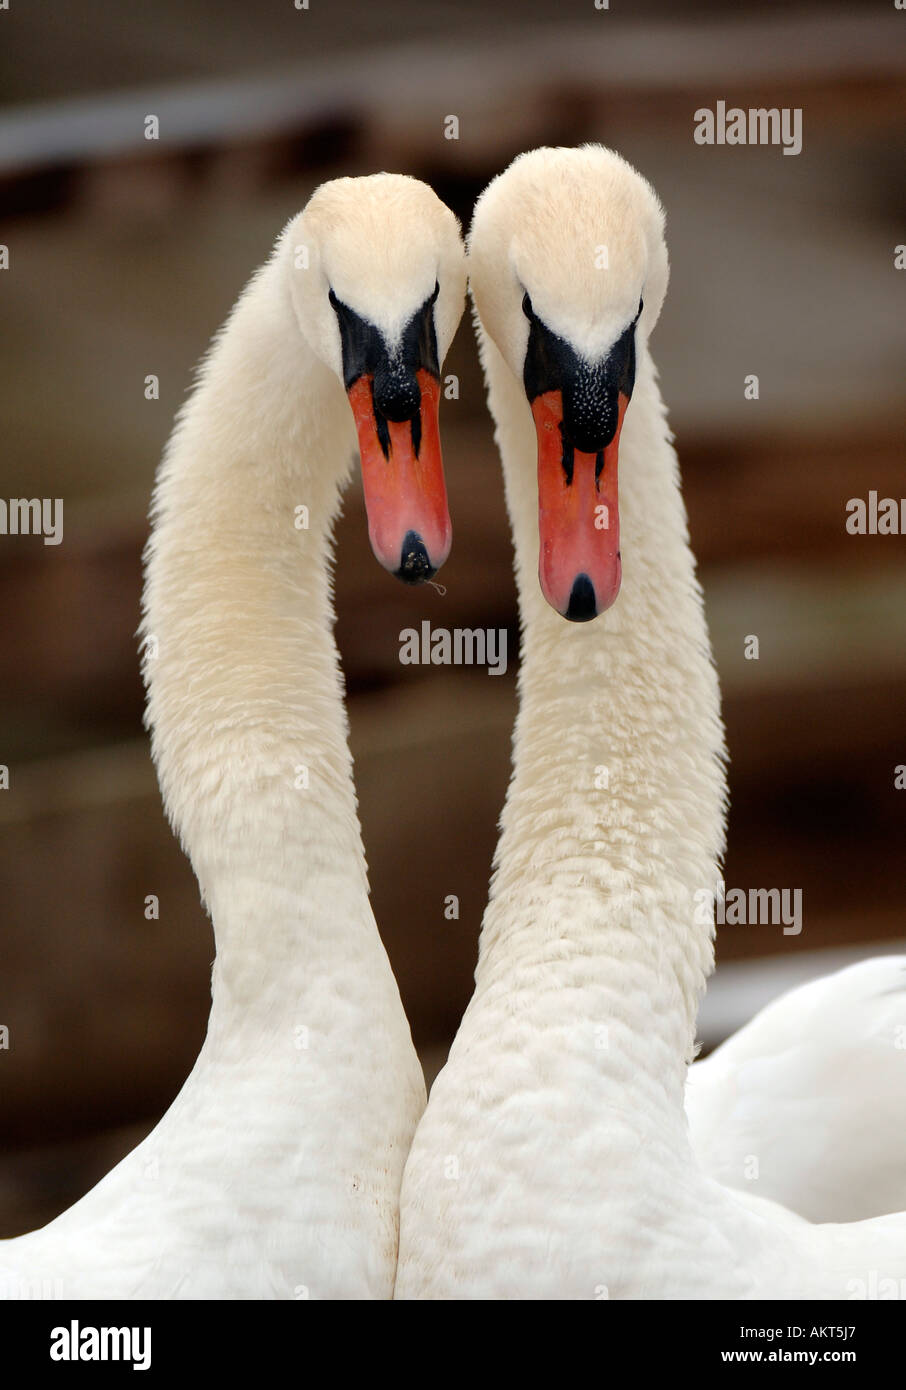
[395,145,906,1299]
[686,956,906,1223]
[0,173,466,1300]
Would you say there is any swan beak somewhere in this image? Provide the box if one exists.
[330,285,452,584]
[523,305,638,620]
[346,369,452,583]
[532,390,627,621]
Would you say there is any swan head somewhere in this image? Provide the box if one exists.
[288,174,466,583]
[469,145,669,620]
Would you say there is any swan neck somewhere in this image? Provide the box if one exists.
[476,335,727,1104]
[142,243,371,998]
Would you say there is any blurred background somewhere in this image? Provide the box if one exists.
[1,0,904,1236]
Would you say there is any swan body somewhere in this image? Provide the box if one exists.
[395,146,906,1299]
[0,175,465,1300]
[687,956,906,1224]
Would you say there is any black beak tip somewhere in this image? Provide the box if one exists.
[395,531,436,586]
[565,573,598,622]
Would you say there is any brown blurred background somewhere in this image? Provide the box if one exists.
[1,1,904,1236]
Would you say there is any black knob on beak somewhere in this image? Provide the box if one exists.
[565,573,597,622]
[396,530,435,585]
[373,360,421,423]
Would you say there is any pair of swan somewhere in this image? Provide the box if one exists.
[2,149,903,1299]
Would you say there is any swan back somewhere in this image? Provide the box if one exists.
[687,957,906,1222]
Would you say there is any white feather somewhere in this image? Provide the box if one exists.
[1,174,466,1300]
[396,146,906,1300]
[687,956,906,1223]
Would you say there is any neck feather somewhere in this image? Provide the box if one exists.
[142,245,372,1011]
[475,330,727,1111]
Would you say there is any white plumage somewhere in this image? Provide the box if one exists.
[395,145,906,1299]
[687,956,906,1223]
[0,174,465,1300]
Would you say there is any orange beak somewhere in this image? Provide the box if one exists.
[532,390,628,620]
[347,369,451,583]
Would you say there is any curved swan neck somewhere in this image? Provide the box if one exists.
[142,240,371,998]
[475,330,727,1105]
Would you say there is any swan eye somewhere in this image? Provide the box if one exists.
[328,288,340,309]
[522,291,534,321]
[430,280,440,304]
[635,298,644,322]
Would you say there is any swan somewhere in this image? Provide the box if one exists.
[0,173,466,1300]
[394,145,906,1299]
[686,956,906,1223]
